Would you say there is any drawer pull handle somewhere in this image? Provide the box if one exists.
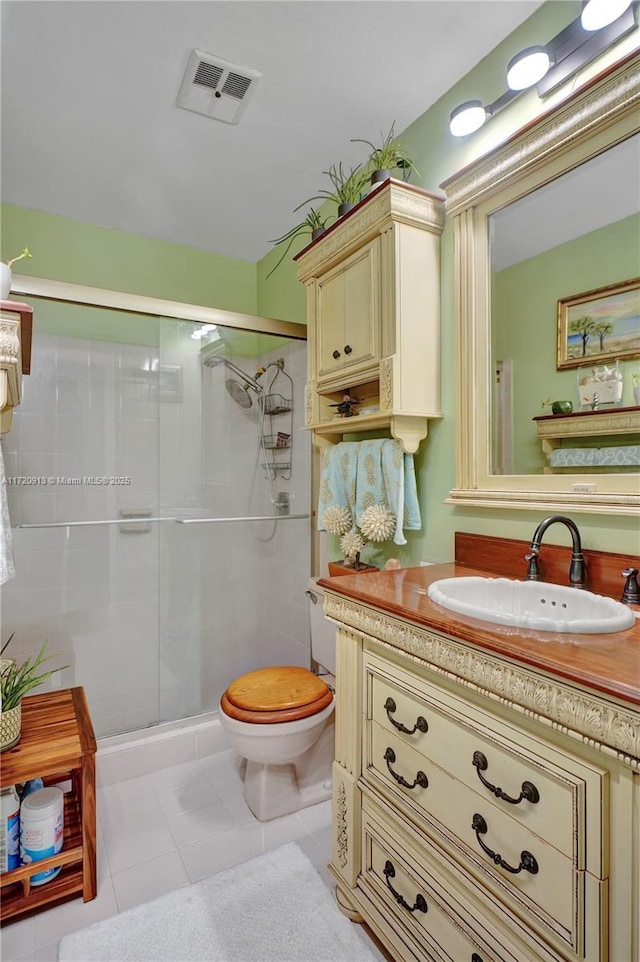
[383,860,428,914]
[384,747,428,790]
[332,349,341,359]
[384,697,429,735]
[471,813,539,875]
[472,751,540,805]
[344,344,353,355]
[471,955,485,962]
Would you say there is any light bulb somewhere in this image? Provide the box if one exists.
[581,0,632,30]
[449,100,487,137]
[506,46,551,90]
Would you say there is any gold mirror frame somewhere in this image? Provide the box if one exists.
[443,52,640,516]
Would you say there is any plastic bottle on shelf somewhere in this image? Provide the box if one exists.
[1,784,21,872]
[20,786,64,885]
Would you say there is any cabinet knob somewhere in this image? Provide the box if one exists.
[332,349,341,360]
[344,344,352,355]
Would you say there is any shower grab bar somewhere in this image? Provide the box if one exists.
[16,513,310,529]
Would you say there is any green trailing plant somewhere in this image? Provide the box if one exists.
[352,122,420,180]
[0,635,67,711]
[4,247,32,269]
[266,208,332,279]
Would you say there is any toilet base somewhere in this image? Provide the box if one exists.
[241,716,334,821]
[243,760,332,821]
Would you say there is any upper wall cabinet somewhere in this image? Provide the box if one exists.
[296,180,444,454]
[0,300,32,433]
[442,52,640,516]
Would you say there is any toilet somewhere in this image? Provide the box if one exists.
[219,579,336,821]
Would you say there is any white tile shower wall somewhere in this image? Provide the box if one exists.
[1,332,163,737]
[199,339,311,708]
[0,325,311,740]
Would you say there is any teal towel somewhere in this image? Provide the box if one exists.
[317,442,359,528]
[355,439,420,545]
[318,439,421,546]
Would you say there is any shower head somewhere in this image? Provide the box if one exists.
[225,376,253,408]
[203,356,264,408]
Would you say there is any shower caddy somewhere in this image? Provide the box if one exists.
[260,360,294,481]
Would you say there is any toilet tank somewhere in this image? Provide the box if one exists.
[308,579,336,675]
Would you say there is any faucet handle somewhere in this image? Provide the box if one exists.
[621,568,640,605]
[524,551,540,581]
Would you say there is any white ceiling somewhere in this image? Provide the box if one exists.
[1,0,545,264]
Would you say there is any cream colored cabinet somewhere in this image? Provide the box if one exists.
[325,593,638,962]
[296,180,444,454]
[315,239,379,385]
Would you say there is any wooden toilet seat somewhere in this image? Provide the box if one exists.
[221,666,332,724]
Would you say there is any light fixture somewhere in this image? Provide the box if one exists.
[449,100,488,137]
[190,324,219,340]
[581,0,632,31]
[506,46,551,90]
[449,2,637,136]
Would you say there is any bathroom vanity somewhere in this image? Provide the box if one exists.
[319,551,640,962]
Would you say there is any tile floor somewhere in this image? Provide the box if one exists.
[1,749,387,962]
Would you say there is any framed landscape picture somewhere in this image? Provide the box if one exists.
[557,277,640,370]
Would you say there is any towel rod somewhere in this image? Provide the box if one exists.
[175,514,310,524]
[16,513,310,529]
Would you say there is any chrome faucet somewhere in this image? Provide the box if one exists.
[525,515,588,589]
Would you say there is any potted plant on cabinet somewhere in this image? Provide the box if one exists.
[352,122,420,190]
[265,208,332,279]
[0,247,32,301]
[0,636,67,751]
[322,503,396,575]
[298,162,369,218]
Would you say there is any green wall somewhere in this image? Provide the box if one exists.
[0,203,258,315]
[2,0,637,562]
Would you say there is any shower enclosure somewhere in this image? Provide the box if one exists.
[0,291,310,738]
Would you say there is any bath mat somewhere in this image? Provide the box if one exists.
[58,842,380,961]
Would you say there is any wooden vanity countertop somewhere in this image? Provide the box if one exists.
[318,563,640,707]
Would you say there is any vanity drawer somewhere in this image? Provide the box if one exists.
[366,720,578,943]
[365,651,607,877]
[359,801,533,962]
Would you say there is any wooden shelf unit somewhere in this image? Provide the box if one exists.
[0,688,97,922]
[533,404,640,469]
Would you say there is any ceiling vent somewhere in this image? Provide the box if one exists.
[176,49,261,125]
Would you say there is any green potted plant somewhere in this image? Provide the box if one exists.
[266,208,331,280]
[541,398,573,415]
[0,246,31,300]
[352,122,420,189]
[298,162,369,218]
[1,635,67,751]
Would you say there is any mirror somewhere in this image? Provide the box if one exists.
[490,134,639,476]
[443,52,640,516]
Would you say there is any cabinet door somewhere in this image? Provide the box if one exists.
[316,239,379,385]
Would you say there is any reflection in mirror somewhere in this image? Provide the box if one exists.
[490,135,640,476]
[443,52,640,514]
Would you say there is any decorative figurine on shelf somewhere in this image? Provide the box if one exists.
[329,394,361,417]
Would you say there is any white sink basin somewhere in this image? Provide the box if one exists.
[427,577,636,634]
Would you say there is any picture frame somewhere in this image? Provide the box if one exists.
[556,277,640,371]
